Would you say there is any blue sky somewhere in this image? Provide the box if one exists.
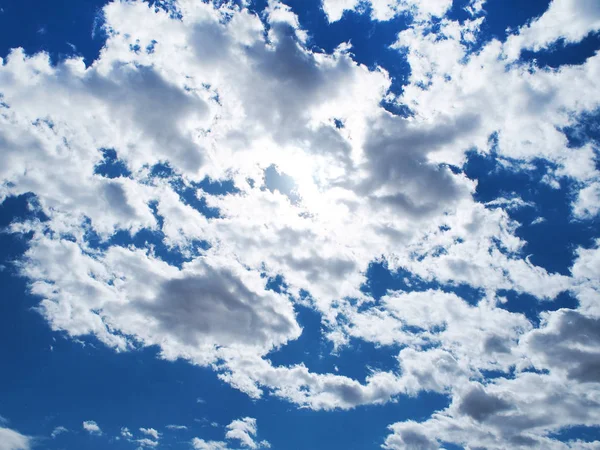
[1,0,600,449]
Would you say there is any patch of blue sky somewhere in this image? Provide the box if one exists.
[264,273,398,379]
[440,443,465,450]
[549,425,600,444]
[83,213,210,269]
[361,260,485,306]
[496,290,579,326]
[256,390,451,450]
[268,303,401,382]
[148,162,237,219]
[563,108,600,150]
[464,148,600,276]
[0,195,46,273]
[0,0,107,66]
[448,0,552,48]
[94,148,133,179]
[520,32,600,68]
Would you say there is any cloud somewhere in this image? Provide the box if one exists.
[0,428,30,450]
[166,425,188,430]
[573,181,600,219]
[505,0,600,60]
[225,417,268,449]
[193,417,269,450]
[385,375,600,449]
[457,384,512,422]
[191,439,229,450]
[321,0,455,22]
[522,309,600,382]
[82,420,102,435]
[136,438,159,448]
[21,238,301,362]
[383,421,438,450]
[51,426,68,438]
[139,428,159,440]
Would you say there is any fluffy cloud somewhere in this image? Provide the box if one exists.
[21,236,301,362]
[505,0,600,60]
[385,374,600,449]
[139,428,159,440]
[82,420,102,435]
[225,418,270,449]
[0,428,30,450]
[193,417,269,450]
[573,181,600,219]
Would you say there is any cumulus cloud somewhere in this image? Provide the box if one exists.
[505,0,600,60]
[82,421,102,435]
[225,417,271,449]
[139,428,159,440]
[573,181,600,219]
[385,375,600,449]
[0,427,30,450]
[192,417,268,450]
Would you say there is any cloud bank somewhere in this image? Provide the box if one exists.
[1,0,600,448]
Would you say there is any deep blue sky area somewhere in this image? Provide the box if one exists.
[0,0,107,65]
[1,0,600,449]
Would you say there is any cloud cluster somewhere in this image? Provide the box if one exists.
[193,417,269,450]
[321,0,457,22]
[1,0,600,448]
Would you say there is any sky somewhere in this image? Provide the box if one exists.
[0,0,600,449]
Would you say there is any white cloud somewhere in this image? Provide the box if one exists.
[193,417,268,450]
[136,438,159,448]
[82,420,102,435]
[0,427,30,450]
[485,196,534,211]
[51,426,68,438]
[573,181,600,219]
[225,417,267,449]
[531,216,546,225]
[505,0,600,60]
[191,439,229,450]
[139,428,159,440]
[166,425,188,430]
[385,374,600,449]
